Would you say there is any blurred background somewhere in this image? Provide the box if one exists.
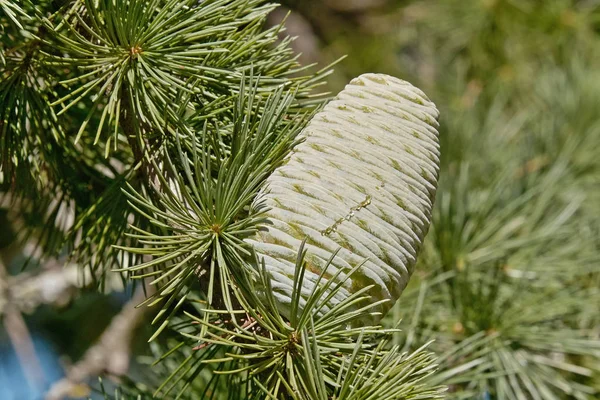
[2,0,599,398]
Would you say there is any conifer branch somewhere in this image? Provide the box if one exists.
[1,2,450,399]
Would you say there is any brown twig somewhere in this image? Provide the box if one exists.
[45,286,154,400]
[0,258,126,317]
[324,0,386,12]
[0,258,47,393]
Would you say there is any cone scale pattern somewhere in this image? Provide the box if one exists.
[248,74,440,320]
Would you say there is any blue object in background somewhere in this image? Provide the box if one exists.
[0,333,64,400]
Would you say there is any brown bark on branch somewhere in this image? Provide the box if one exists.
[0,258,46,394]
[45,286,153,400]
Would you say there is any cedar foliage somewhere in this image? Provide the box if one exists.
[1,1,445,399]
[288,0,600,398]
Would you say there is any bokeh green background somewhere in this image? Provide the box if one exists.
[1,1,599,398]
[280,1,600,398]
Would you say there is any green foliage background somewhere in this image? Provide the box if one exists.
[281,0,600,398]
[1,0,599,399]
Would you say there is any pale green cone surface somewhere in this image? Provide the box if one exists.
[247,73,440,320]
